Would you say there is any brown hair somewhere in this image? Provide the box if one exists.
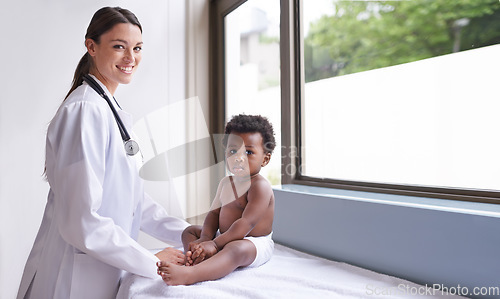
[64,7,142,99]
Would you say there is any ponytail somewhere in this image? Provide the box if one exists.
[64,52,92,100]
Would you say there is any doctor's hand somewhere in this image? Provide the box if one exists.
[155,247,185,265]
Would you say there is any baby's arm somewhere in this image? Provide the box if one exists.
[186,209,220,265]
[213,178,272,250]
[186,179,225,265]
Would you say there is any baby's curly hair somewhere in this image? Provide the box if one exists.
[223,114,276,154]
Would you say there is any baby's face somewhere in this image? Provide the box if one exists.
[225,132,270,178]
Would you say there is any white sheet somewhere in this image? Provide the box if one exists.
[117,244,465,298]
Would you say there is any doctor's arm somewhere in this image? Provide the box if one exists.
[139,193,190,264]
[51,101,162,279]
[139,192,190,246]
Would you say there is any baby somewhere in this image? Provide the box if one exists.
[157,114,276,285]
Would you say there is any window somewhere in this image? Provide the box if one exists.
[213,0,500,203]
[213,0,282,185]
[283,0,500,203]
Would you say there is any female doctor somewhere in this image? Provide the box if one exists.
[17,7,189,299]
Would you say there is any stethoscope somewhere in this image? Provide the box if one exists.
[82,74,140,156]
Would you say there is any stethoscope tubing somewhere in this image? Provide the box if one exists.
[82,74,139,156]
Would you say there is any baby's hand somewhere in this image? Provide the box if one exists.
[187,239,203,252]
[185,250,195,266]
[185,239,204,266]
[190,241,218,265]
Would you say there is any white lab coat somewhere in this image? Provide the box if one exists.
[17,76,189,299]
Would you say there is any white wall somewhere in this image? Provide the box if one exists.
[0,1,205,298]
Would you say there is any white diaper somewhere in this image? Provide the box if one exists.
[215,231,274,268]
[244,232,274,268]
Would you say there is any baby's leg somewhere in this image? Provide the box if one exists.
[158,239,256,286]
[181,225,202,251]
[181,225,202,265]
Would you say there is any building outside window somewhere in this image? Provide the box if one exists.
[225,0,281,185]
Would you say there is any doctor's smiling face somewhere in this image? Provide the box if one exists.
[86,22,143,95]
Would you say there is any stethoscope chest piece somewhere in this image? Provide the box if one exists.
[124,139,140,156]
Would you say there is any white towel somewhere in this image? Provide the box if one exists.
[117,244,465,299]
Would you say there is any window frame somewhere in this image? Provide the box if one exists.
[211,0,500,204]
[210,0,248,137]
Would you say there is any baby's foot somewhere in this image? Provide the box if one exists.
[158,261,196,286]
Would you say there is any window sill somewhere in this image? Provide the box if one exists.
[271,183,500,295]
[273,184,500,218]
